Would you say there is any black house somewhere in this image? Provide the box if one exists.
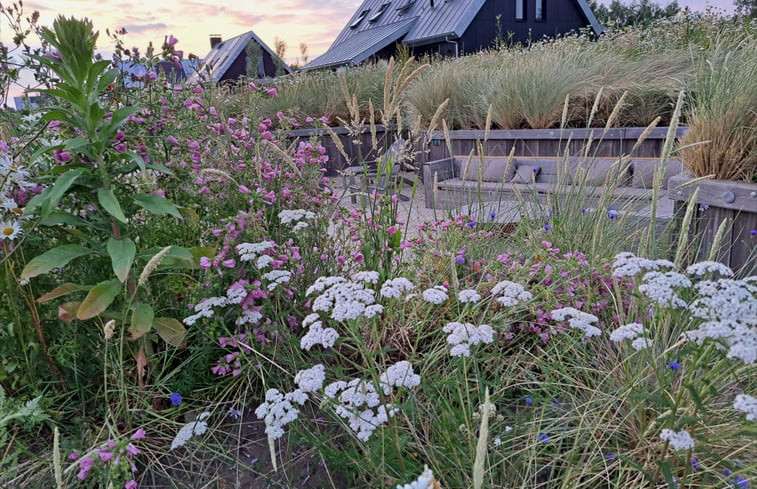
[190,31,292,84]
[305,0,603,70]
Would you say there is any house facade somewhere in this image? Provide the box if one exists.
[305,0,603,70]
[189,31,292,85]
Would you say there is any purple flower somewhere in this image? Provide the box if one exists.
[466,221,477,228]
[538,433,549,443]
[550,398,560,407]
[604,452,615,461]
[170,392,182,406]
[125,480,138,489]
[751,229,756,237]
[544,224,551,231]
[525,397,533,405]
[724,469,732,477]
[489,212,496,220]
[691,458,699,470]
[131,428,146,440]
[734,477,748,488]
[668,361,681,372]
[581,208,588,214]
[455,256,465,264]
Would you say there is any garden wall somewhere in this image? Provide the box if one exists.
[286,126,688,177]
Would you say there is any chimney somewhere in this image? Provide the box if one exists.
[209,35,222,49]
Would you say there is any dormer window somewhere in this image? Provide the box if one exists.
[369,3,391,22]
[396,0,415,12]
[350,9,370,28]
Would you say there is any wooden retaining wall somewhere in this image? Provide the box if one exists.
[286,126,688,177]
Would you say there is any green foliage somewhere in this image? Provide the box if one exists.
[587,0,681,27]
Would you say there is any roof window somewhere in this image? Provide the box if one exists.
[350,9,370,28]
[396,0,415,12]
[368,3,391,22]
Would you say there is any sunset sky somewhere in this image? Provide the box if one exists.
[1,0,736,98]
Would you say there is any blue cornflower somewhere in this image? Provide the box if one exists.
[604,452,615,461]
[544,224,551,231]
[581,208,588,214]
[724,469,732,477]
[525,397,533,405]
[734,477,749,489]
[538,433,549,443]
[551,398,560,407]
[691,458,700,470]
[751,229,756,237]
[668,361,681,372]
[466,221,477,228]
[455,256,466,264]
[489,211,497,220]
[170,392,182,406]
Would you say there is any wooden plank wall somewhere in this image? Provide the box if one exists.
[286,126,687,177]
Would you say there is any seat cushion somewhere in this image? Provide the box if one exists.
[512,165,541,183]
[631,160,685,189]
[459,158,517,183]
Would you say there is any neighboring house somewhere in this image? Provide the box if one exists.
[189,31,293,84]
[305,0,604,70]
[117,59,199,88]
[13,93,48,111]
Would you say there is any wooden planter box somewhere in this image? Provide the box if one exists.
[286,126,687,177]
[669,175,757,273]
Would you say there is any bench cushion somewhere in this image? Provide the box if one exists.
[459,158,517,183]
[631,159,685,189]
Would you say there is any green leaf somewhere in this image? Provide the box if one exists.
[63,136,90,152]
[21,244,91,280]
[132,194,181,219]
[76,279,121,320]
[23,186,53,217]
[130,302,154,335]
[106,237,136,283]
[124,150,146,171]
[97,188,127,223]
[153,317,186,348]
[146,163,173,175]
[39,210,92,227]
[36,283,90,304]
[41,168,84,218]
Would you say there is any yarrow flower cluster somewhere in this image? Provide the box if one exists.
[491,280,533,306]
[457,288,482,303]
[659,428,695,451]
[610,323,652,351]
[308,276,378,322]
[396,466,437,489]
[380,277,415,299]
[685,276,756,364]
[733,394,757,421]
[236,241,276,262]
[638,271,692,308]
[278,208,315,225]
[611,252,675,278]
[171,412,210,450]
[294,364,326,393]
[254,389,305,440]
[443,322,495,357]
[422,285,449,304]
[551,307,601,338]
[324,363,420,442]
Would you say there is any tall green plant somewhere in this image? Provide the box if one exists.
[21,17,188,362]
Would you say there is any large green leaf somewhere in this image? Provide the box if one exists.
[153,318,186,348]
[41,168,83,217]
[132,194,182,219]
[76,279,121,320]
[21,244,91,280]
[36,282,90,304]
[97,188,127,223]
[130,302,155,336]
[107,237,136,283]
[39,210,92,227]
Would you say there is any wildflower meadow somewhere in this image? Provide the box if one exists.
[0,7,754,489]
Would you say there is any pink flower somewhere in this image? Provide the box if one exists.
[131,428,146,440]
[99,451,114,462]
[200,256,211,270]
[265,88,278,96]
[125,480,138,489]
[166,34,178,47]
[221,259,236,268]
[238,185,251,194]
[68,451,80,461]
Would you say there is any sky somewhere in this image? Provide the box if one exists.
[1,0,736,100]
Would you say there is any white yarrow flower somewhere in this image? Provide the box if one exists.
[638,271,691,308]
[610,323,645,342]
[443,322,495,357]
[659,428,695,451]
[457,289,482,303]
[380,277,415,299]
[422,286,448,304]
[733,394,757,421]
[396,466,436,489]
[491,280,533,306]
[551,307,601,338]
[170,412,211,450]
[294,364,326,393]
[352,271,380,284]
[686,261,733,277]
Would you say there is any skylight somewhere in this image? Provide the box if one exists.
[350,9,370,28]
[368,3,391,22]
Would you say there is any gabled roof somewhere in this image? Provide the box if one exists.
[190,30,292,84]
[306,0,604,71]
[302,18,416,70]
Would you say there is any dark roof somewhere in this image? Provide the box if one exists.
[302,18,416,70]
[190,30,292,83]
[306,0,604,70]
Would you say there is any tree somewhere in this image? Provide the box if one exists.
[733,0,756,17]
[245,40,262,78]
[587,0,681,27]
[274,37,288,76]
